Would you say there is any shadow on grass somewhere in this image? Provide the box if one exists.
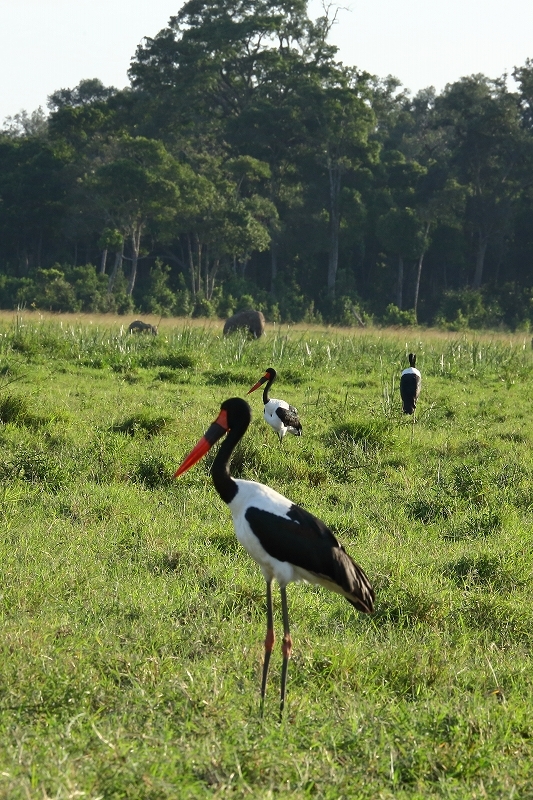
[131,455,174,488]
[147,551,183,575]
[0,393,58,428]
[443,509,503,541]
[372,587,446,629]
[204,370,255,387]
[111,413,170,438]
[443,554,523,591]
[325,418,394,452]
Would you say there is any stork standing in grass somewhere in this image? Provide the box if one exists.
[247,367,302,443]
[174,397,374,717]
[400,353,421,420]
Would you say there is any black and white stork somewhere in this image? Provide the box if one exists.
[400,353,421,415]
[247,367,302,442]
[174,397,374,717]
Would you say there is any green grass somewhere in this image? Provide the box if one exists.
[0,315,532,797]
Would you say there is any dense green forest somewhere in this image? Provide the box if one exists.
[2,0,533,328]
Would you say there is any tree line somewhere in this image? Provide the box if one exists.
[2,0,533,329]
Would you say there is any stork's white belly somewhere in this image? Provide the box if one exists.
[228,479,298,586]
[401,367,421,380]
[263,398,287,433]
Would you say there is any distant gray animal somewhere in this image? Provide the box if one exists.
[223,309,265,339]
[128,320,158,335]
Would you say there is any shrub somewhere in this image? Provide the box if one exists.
[32,268,80,312]
[143,260,176,317]
[382,303,417,327]
[192,295,216,318]
[68,264,109,312]
[434,289,502,330]
[235,293,256,312]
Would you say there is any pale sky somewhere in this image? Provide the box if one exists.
[1,0,532,124]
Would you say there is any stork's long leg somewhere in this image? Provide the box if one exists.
[260,580,274,714]
[279,585,292,718]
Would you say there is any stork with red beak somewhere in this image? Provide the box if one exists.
[247,367,302,442]
[174,397,374,717]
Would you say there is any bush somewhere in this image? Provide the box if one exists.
[143,260,176,317]
[382,303,417,327]
[192,294,216,318]
[29,268,80,312]
[217,293,235,319]
[434,289,502,330]
[68,264,109,312]
[0,275,36,309]
[235,293,256,312]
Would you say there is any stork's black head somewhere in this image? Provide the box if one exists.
[408,353,417,368]
[247,367,276,394]
[220,396,252,430]
[174,398,251,478]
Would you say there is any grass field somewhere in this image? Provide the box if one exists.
[0,312,532,798]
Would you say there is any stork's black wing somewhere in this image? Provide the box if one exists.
[245,504,374,613]
[275,405,302,432]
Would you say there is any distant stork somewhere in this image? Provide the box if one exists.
[247,367,302,442]
[400,353,421,414]
[174,397,374,717]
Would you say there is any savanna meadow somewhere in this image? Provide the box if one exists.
[0,313,532,799]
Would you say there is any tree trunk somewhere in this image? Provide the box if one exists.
[327,164,342,296]
[413,222,430,321]
[396,255,404,309]
[270,238,278,297]
[20,248,29,275]
[108,240,124,294]
[37,230,43,268]
[473,231,489,290]
[186,235,196,298]
[413,251,424,322]
[240,254,250,278]
[127,224,143,296]
[207,258,220,300]
[100,248,108,275]
[204,243,209,296]
[196,234,202,294]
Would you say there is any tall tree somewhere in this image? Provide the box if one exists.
[303,70,376,296]
[87,136,189,294]
[435,75,530,290]
[129,0,362,299]
[0,137,69,273]
[376,207,425,310]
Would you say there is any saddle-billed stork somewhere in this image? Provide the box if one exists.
[174,397,374,717]
[247,367,302,442]
[400,353,421,415]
